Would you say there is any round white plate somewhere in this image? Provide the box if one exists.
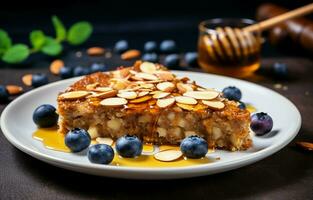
[0,71,301,179]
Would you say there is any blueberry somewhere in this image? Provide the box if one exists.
[164,54,180,68]
[250,112,273,136]
[144,41,158,53]
[114,40,129,54]
[185,52,198,67]
[33,104,58,128]
[142,53,158,63]
[222,86,242,101]
[90,63,107,73]
[0,85,9,103]
[116,135,143,158]
[88,144,114,164]
[73,66,90,77]
[59,67,73,79]
[273,62,288,79]
[160,40,177,54]
[238,101,246,109]
[32,74,49,88]
[180,135,208,159]
[65,128,91,152]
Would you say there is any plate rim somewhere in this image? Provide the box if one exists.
[0,71,302,177]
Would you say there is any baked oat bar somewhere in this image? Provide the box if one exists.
[57,61,252,151]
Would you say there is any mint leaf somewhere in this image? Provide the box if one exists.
[41,37,62,56]
[30,30,45,50]
[0,29,12,53]
[52,16,66,42]
[2,44,29,63]
[67,21,92,45]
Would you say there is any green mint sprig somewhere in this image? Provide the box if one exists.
[0,16,93,64]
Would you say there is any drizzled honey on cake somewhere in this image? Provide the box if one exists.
[57,61,252,151]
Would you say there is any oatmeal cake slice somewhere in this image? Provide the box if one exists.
[57,61,251,151]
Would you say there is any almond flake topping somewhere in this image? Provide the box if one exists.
[129,95,152,103]
[59,91,90,100]
[117,91,137,99]
[154,150,183,162]
[155,71,174,81]
[93,87,113,92]
[177,83,194,93]
[153,91,170,99]
[100,97,127,107]
[156,98,175,108]
[183,91,219,100]
[175,96,197,105]
[156,82,175,92]
[137,91,150,97]
[202,100,225,110]
[176,103,195,110]
[96,137,114,146]
[90,90,118,99]
[134,72,158,81]
[139,62,157,74]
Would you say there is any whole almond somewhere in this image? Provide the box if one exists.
[87,47,105,56]
[50,59,64,75]
[6,85,23,95]
[121,49,141,60]
[296,142,313,151]
[22,74,32,86]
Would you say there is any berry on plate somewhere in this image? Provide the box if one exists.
[238,101,246,109]
[116,135,143,158]
[33,104,58,127]
[88,144,114,164]
[65,128,91,152]
[222,86,242,101]
[250,112,273,136]
[32,73,49,88]
[180,135,208,159]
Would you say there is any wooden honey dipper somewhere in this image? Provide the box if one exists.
[203,3,313,63]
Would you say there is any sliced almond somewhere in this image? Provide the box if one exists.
[91,90,117,99]
[183,91,219,100]
[140,62,157,74]
[150,91,161,95]
[296,142,313,151]
[100,97,127,107]
[87,47,105,56]
[112,80,128,90]
[86,83,100,90]
[49,59,64,75]
[202,100,225,110]
[154,150,183,162]
[176,103,195,110]
[129,70,138,75]
[134,72,158,81]
[153,91,170,99]
[156,98,175,108]
[129,95,152,103]
[59,91,90,100]
[117,91,137,99]
[137,91,150,97]
[121,49,141,60]
[156,82,175,92]
[96,137,114,146]
[177,83,194,93]
[92,87,113,92]
[6,85,23,95]
[175,96,197,105]
[22,74,32,86]
[155,71,174,81]
[140,83,154,89]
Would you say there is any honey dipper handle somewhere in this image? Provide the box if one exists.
[243,3,313,32]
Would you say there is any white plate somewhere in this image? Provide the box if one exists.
[0,71,301,179]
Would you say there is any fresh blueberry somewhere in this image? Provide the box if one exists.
[273,62,288,79]
[90,63,107,73]
[180,135,208,159]
[32,73,49,88]
[250,112,273,136]
[160,40,177,54]
[73,66,90,77]
[164,54,180,68]
[114,40,129,54]
[0,85,9,103]
[88,144,114,164]
[59,67,73,79]
[144,41,158,53]
[33,104,58,128]
[116,135,143,158]
[185,52,198,67]
[238,101,246,109]
[222,86,242,101]
[65,128,91,152]
[142,53,158,63]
